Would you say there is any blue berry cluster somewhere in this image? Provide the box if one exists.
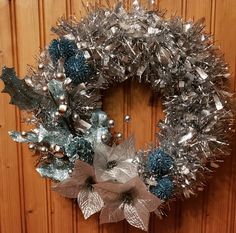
[48,38,77,62]
[48,38,91,85]
[48,39,61,63]
[150,177,174,200]
[64,54,90,85]
[147,149,173,175]
[147,149,174,200]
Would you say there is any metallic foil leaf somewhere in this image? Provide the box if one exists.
[196,67,208,80]
[213,94,223,110]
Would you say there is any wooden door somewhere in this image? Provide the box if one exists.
[0,1,236,233]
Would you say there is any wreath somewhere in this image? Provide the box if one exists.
[1,1,234,231]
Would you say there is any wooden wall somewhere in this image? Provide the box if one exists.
[0,0,236,233]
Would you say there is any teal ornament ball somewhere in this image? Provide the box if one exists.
[64,54,91,85]
[150,177,174,200]
[48,38,78,63]
[147,149,174,176]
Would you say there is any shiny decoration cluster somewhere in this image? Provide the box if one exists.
[1,1,234,231]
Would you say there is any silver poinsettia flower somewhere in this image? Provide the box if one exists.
[52,160,103,219]
[94,176,161,231]
[93,137,138,183]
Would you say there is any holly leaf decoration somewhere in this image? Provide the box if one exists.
[1,67,43,110]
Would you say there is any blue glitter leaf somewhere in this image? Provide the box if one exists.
[1,67,45,110]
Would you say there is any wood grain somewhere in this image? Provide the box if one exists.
[0,1,236,233]
[0,1,23,233]
[14,1,49,233]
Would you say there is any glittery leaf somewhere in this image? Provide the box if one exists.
[1,67,44,110]
[37,158,72,181]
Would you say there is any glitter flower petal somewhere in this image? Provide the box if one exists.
[78,189,104,219]
[53,160,104,219]
[124,201,150,231]
[100,202,125,224]
[93,137,138,183]
[95,177,161,231]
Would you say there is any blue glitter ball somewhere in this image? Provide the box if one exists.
[59,38,77,58]
[150,177,174,200]
[64,54,90,85]
[48,39,60,63]
[146,149,174,175]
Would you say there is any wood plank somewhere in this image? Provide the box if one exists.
[71,0,97,18]
[43,0,67,43]
[186,0,212,31]
[205,0,236,233]
[0,2,23,233]
[158,0,182,17]
[230,132,236,233]
[14,1,49,233]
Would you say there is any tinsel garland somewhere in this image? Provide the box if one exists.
[1,1,234,231]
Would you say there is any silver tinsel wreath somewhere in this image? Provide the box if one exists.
[1,1,234,231]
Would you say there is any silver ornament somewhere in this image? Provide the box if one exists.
[32,128,39,134]
[124,115,131,122]
[63,77,72,85]
[58,104,68,114]
[59,95,66,102]
[42,86,48,92]
[39,146,48,152]
[38,63,44,69]
[56,72,65,80]
[21,131,27,136]
[55,111,60,117]
[54,145,61,152]
[116,133,122,139]
[28,143,35,151]
[25,77,33,86]
[108,119,115,128]
[101,133,109,142]
[72,113,79,121]
[50,144,56,151]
